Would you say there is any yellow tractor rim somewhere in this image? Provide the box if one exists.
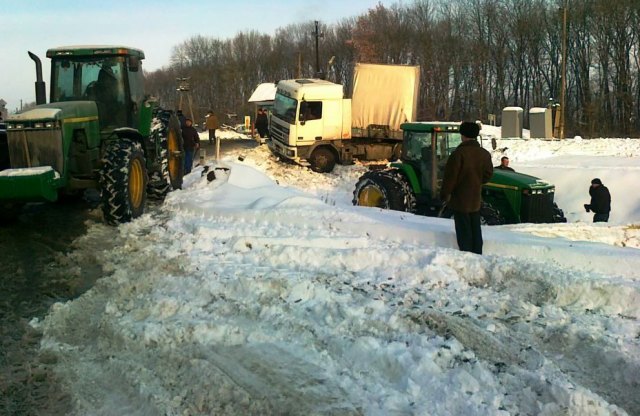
[167,130,180,180]
[358,186,384,207]
[129,158,144,209]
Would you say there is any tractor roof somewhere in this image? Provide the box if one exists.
[401,121,461,133]
[46,45,145,59]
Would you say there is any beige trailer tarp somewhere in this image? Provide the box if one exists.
[351,63,420,132]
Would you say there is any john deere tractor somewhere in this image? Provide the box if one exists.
[0,46,184,224]
[353,122,566,224]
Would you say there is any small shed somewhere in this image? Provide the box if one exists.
[248,83,277,109]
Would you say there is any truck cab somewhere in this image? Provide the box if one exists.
[269,79,350,170]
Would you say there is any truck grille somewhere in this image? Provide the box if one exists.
[521,192,555,223]
[270,122,290,145]
[7,129,64,174]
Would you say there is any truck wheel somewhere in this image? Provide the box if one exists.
[309,147,336,173]
[148,110,184,199]
[480,201,504,225]
[353,170,416,212]
[100,139,148,225]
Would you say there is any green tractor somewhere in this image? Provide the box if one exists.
[0,46,184,224]
[353,122,566,224]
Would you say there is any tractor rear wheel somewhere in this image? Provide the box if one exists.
[99,139,148,225]
[309,147,337,173]
[147,110,184,199]
[353,169,416,212]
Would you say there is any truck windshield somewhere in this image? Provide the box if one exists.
[51,57,126,104]
[273,93,298,124]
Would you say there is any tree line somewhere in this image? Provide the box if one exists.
[145,0,640,138]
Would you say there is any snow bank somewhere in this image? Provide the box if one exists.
[35,162,639,415]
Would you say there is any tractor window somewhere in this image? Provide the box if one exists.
[434,132,462,160]
[51,57,127,127]
[403,131,431,161]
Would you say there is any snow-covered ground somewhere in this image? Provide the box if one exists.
[33,130,640,415]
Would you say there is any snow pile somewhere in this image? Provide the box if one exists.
[35,158,640,415]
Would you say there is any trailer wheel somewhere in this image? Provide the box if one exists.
[148,110,184,199]
[353,169,416,212]
[100,139,148,225]
[480,201,504,225]
[309,147,336,173]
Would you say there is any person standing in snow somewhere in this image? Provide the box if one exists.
[495,156,515,172]
[181,118,200,175]
[440,121,494,255]
[205,110,219,144]
[255,108,269,138]
[584,178,611,223]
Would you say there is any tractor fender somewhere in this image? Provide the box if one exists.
[390,162,421,195]
[110,127,149,156]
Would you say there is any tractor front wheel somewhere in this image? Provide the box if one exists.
[99,139,148,225]
[353,170,416,212]
[479,201,504,225]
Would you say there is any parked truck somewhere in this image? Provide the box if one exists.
[0,46,184,224]
[268,63,420,172]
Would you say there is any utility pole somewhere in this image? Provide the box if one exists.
[559,1,567,139]
[176,77,195,123]
[313,21,324,79]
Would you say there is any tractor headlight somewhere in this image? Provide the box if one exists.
[45,122,55,128]
[34,123,44,128]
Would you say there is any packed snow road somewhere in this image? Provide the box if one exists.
[0,136,258,414]
[34,140,640,415]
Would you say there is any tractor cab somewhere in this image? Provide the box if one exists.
[400,122,461,203]
[48,46,145,131]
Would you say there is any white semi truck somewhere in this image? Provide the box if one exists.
[267,63,420,172]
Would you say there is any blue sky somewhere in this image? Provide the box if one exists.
[1,0,397,112]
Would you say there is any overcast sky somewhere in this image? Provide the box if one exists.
[1,0,397,112]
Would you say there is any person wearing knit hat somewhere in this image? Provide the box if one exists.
[584,178,611,222]
[440,121,493,254]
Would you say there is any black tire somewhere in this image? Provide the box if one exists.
[99,139,148,225]
[353,169,416,212]
[147,110,184,199]
[552,203,567,223]
[309,147,337,173]
[479,201,504,225]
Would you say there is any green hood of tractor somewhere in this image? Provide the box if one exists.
[489,169,553,190]
[7,101,98,125]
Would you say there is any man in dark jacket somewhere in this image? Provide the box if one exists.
[495,156,515,171]
[181,118,200,174]
[255,108,269,138]
[584,178,611,222]
[440,122,494,254]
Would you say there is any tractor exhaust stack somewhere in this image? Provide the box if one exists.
[28,51,46,105]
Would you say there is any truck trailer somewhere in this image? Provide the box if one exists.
[268,63,420,172]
